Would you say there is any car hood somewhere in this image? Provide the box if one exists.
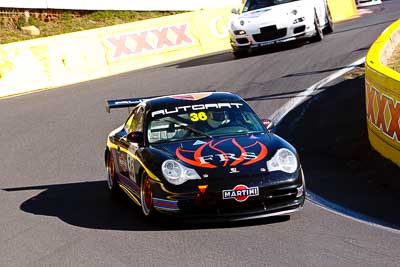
[150,133,291,178]
[233,2,306,26]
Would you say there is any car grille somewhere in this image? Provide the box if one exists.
[266,188,298,207]
[294,25,306,34]
[253,26,287,42]
[236,38,249,44]
[177,187,300,216]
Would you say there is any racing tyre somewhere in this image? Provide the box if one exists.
[324,7,334,34]
[107,153,121,196]
[140,171,157,218]
[311,13,323,42]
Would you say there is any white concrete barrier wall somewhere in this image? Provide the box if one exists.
[0,1,362,98]
[0,8,234,98]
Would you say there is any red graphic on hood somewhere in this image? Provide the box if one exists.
[176,138,268,169]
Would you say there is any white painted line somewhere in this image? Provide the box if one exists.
[270,57,366,123]
[357,9,374,15]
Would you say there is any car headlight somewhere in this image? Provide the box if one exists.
[233,30,246,35]
[162,160,201,185]
[267,148,298,173]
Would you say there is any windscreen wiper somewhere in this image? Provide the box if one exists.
[165,119,213,139]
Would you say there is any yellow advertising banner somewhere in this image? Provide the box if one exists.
[365,73,400,154]
[100,8,232,75]
[365,20,400,166]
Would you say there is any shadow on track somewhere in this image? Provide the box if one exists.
[165,42,305,69]
[272,74,400,228]
[281,63,367,78]
[2,181,290,231]
[243,87,326,102]
[332,19,393,35]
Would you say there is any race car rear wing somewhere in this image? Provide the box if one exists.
[105,96,158,113]
[106,91,217,113]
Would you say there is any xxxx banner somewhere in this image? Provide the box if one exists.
[100,8,232,75]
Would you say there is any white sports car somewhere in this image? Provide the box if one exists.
[229,0,334,57]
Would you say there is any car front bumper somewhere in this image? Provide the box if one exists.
[230,21,316,51]
[151,169,306,222]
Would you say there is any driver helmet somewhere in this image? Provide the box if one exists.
[207,111,230,128]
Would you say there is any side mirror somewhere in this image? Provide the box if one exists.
[127,131,144,144]
[231,7,240,14]
[262,119,275,132]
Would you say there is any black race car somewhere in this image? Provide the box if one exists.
[105,92,305,221]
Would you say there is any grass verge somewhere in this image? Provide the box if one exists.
[0,10,183,44]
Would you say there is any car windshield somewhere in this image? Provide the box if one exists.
[243,0,300,12]
[147,102,265,144]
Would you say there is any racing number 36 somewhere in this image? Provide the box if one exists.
[190,112,208,122]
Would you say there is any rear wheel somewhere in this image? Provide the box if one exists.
[107,153,121,196]
[140,171,156,218]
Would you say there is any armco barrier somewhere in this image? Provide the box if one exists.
[365,19,400,166]
[327,0,358,22]
[0,7,233,98]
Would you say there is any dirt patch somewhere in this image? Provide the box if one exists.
[387,43,400,72]
[0,10,183,44]
[343,66,365,80]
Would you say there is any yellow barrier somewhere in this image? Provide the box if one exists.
[327,0,358,22]
[365,19,400,166]
[0,8,232,98]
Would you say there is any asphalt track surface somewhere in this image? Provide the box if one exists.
[1,2,400,266]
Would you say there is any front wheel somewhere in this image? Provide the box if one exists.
[324,7,334,34]
[140,171,157,218]
[311,13,323,42]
